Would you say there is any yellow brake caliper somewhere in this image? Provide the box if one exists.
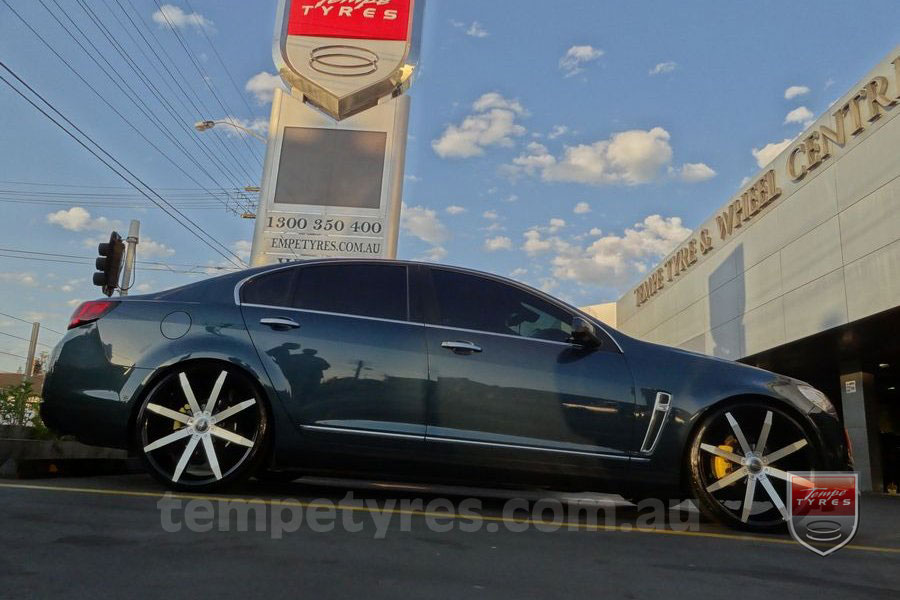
[713,444,736,479]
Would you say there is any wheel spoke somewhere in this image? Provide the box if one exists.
[741,476,757,522]
[143,427,192,452]
[725,412,752,455]
[179,372,202,417]
[202,435,222,480]
[210,425,254,448]
[758,474,788,519]
[700,443,745,464]
[172,435,200,482]
[212,399,256,424]
[706,466,748,492]
[204,371,228,414]
[763,467,815,489]
[146,403,190,425]
[756,410,773,454]
[763,439,808,464]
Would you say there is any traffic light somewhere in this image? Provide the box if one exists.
[93,232,125,297]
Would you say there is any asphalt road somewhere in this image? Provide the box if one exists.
[1,474,898,599]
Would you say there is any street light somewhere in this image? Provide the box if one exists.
[194,119,267,142]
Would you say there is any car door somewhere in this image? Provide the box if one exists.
[418,266,636,479]
[240,262,429,454]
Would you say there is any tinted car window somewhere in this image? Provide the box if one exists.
[241,268,296,307]
[430,269,573,341]
[294,264,407,321]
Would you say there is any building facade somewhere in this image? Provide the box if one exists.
[616,46,900,492]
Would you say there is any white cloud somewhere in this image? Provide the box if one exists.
[559,45,604,77]
[152,4,212,30]
[232,240,252,262]
[419,246,447,262]
[451,19,489,38]
[784,106,815,127]
[550,215,691,287]
[245,71,286,105]
[46,207,119,232]
[676,162,717,182]
[649,61,677,76]
[548,125,569,139]
[508,127,674,186]
[510,268,528,278]
[466,21,489,37]
[66,298,83,307]
[574,202,592,214]
[503,194,519,203]
[751,138,794,168]
[784,85,811,100]
[483,210,499,220]
[522,229,557,255]
[548,218,566,233]
[405,175,421,183]
[0,272,37,287]
[401,204,449,247]
[589,228,603,236]
[432,93,528,158]
[139,238,176,259]
[445,205,467,215]
[484,236,513,251]
[135,283,153,293]
[220,116,269,137]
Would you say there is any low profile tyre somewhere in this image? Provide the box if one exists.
[135,362,269,492]
[688,402,819,531]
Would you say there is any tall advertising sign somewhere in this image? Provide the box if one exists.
[251,0,421,266]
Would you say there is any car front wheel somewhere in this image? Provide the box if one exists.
[136,362,269,491]
[688,402,819,531]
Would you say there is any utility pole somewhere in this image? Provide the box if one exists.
[24,322,39,381]
[120,220,140,297]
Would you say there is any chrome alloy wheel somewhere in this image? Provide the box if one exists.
[137,363,267,490]
[691,404,817,529]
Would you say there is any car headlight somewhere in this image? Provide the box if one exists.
[797,384,836,415]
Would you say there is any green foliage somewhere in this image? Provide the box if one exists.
[0,381,42,429]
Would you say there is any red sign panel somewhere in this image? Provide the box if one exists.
[790,474,856,517]
[288,0,412,41]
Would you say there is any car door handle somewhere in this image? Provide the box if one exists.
[441,341,482,354]
[260,317,301,330]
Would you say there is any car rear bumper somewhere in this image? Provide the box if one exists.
[40,325,151,449]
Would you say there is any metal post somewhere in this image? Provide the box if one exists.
[24,322,39,381]
[120,220,140,297]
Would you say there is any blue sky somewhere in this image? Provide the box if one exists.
[0,0,898,371]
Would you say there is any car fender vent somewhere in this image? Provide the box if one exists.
[639,391,672,455]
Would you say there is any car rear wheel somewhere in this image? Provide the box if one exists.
[136,363,269,491]
[688,402,819,531]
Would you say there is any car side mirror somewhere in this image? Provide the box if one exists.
[570,317,600,347]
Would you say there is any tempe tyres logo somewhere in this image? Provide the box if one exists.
[787,472,859,556]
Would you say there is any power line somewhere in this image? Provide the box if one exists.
[0,312,64,336]
[0,248,241,274]
[41,0,256,211]
[150,0,263,170]
[117,0,262,188]
[182,0,258,118]
[3,1,253,215]
[0,330,52,348]
[74,0,260,192]
[0,60,246,268]
[0,350,27,361]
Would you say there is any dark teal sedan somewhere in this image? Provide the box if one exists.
[41,259,850,531]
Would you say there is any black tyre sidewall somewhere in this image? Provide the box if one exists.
[688,402,818,532]
[134,363,271,493]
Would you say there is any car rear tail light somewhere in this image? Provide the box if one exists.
[68,300,119,330]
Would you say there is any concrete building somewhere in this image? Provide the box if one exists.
[616,46,900,492]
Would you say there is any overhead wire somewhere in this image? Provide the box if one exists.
[0,61,246,267]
